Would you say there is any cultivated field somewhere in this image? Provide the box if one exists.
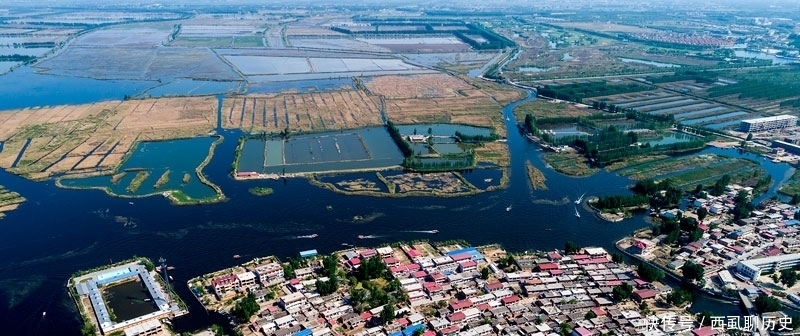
[220,90,383,133]
[365,74,474,98]
[513,99,593,120]
[0,97,217,179]
[381,77,523,138]
[224,56,420,75]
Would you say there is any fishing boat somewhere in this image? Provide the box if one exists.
[575,193,586,205]
[233,255,241,259]
[506,205,512,212]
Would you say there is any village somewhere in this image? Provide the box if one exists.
[183,236,788,336]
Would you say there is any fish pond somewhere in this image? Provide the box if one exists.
[237,127,404,174]
[59,137,219,200]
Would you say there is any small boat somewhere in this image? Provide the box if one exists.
[42,312,46,317]
[233,255,241,259]
[298,234,319,239]
[430,230,439,234]
[341,243,352,246]
[506,205,512,212]
[357,235,365,239]
[575,207,581,218]
[545,228,552,231]
[484,178,493,183]
[129,202,134,205]
[575,193,586,205]
[506,117,510,121]
[144,298,151,302]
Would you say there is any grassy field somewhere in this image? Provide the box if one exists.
[604,154,671,171]
[542,152,598,176]
[779,169,800,197]
[513,99,594,120]
[666,160,757,188]
[526,162,547,190]
[616,154,728,181]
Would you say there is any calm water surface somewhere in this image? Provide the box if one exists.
[0,73,792,334]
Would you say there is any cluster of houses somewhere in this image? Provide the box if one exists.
[633,183,800,293]
[195,243,729,336]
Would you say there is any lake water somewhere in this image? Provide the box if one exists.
[619,57,681,68]
[519,66,560,73]
[0,73,795,334]
[0,67,155,110]
[734,50,798,65]
[394,124,493,137]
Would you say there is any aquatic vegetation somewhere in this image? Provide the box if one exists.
[249,187,274,196]
[126,171,150,193]
[154,170,170,189]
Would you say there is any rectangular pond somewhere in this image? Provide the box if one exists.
[648,103,711,115]
[103,278,158,322]
[643,132,702,146]
[635,99,698,112]
[613,96,683,108]
[673,106,729,119]
[706,119,752,130]
[682,111,748,125]
[394,123,492,137]
[238,127,404,174]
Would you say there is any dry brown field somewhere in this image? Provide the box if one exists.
[221,90,383,133]
[0,97,217,178]
[365,74,473,99]
[284,27,345,36]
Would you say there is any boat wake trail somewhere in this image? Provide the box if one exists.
[405,230,440,234]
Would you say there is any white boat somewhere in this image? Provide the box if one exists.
[42,312,46,317]
[575,193,586,205]
[129,202,134,205]
[575,207,581,218]
[506,205,512,212]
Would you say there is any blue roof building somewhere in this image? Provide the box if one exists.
[293,329,313,336]
[402,323,426,336]
[446,247,484,261]
[388,331,404,336]
[785,220,800,227]
[300,249,318,258]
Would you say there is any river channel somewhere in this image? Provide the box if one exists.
[0,84,792,334]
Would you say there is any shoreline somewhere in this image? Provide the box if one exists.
[54,135,227,205]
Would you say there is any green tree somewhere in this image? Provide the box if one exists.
[792,194,800,205]
[755,295,782,313]
[565,241,581,254]
[381,304,396,325]
[682,261,704,282]
[637,262,665,283]
[696,207,708,221]
[746,133,753,141]
[666,289,693,306]
[558,322,573,336]
[480,267,490,280]
[211,324,226,336]
[611,252,624,264]
[81,318,96,336]
[233,293,259,322]
[780,269,800,288]
[585,310,597,320]
[612,283,633,302]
